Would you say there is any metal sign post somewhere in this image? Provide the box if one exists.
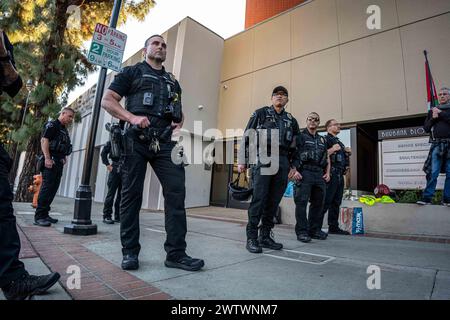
[64,0,124,235]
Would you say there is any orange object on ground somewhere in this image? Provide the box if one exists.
[28,174,42,208]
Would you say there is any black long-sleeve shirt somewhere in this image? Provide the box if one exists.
[101,141,113,166]
[424,105,450,139]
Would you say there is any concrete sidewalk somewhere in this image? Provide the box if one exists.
[7,196,450,300]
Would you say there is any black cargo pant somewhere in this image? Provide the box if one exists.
[103,164,121,220]
[35,159,64,220]
[246,156,289,239]
[321,169,345,229]
[120,139,187,260]
[0,171,27,288]
[293,169,326,236]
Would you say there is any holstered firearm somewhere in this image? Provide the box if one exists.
[105,122,123,160]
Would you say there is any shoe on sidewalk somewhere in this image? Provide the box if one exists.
[441,200,450,207]
[121,254,139,270]
[33,219,51,227]
[258,229,283,250]
[1,272,60,300]
[246,238,262,253]
[328,227,350,235]
[309,230,328,240]
[103,217,114,224]
[165,255,205,271]
[416,199,431,205]
[297,233,311,243]
[46,216,58,224]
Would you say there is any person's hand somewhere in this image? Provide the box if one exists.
[323,172,330,182]
[292,170,302,182]
[333,144,341,152]
[432,107,441,119]
[237,164,246,173]
[344,147,352,155]
[288,168,296,180]
[107,165,113,172]
[44,158,54,169]
[130,115,150,128]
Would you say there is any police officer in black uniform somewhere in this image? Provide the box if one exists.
[292,112,330,243]
[1,29,60,300]
[34,107,74,227]
[238,86,300,254]
[320,119,351,235]
[101,140,121,224]
[101,34,204,272]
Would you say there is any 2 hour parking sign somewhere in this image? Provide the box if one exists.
[88,23,127,72]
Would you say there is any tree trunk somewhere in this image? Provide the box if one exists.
[14,134,40,202]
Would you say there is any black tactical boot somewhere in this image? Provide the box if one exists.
[121,254,139,270]
[328,226,350,235]
[258,227,283,250]
[46,216,58,224]
[1,272,60,300]
[246,238,262,254]
[309,230,328,240]
[103,217,114,224]
[165,255,205,271]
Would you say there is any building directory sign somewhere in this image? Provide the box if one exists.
[380,136,444,190]
[88,23,127,72]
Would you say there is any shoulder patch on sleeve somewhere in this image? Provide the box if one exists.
[45,122,54,129]
[250,112,257,118]
[286,112,292,120]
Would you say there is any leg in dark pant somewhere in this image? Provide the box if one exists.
[119,144,147,256]
[308,182,326,234]
[114,182,122,221]
[246,166,272,239]
[103,168,121,219]
[35,163,63,220]
[150,142,187,260]
[260,157,289,229]
[321,174,339,228]
[0,174,27,288]
[327,175,344,229]
[294,180,312,235]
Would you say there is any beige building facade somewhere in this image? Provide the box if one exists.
[58,0,450,211]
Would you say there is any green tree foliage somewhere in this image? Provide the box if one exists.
[0,0,155,201]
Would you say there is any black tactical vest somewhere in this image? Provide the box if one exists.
[327,134,346,170]
[298,130,328,169]
[124,62,181,125]
[48,121,72,158]
[257,106,294,151]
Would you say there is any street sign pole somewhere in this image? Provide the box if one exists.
[64,0,123,235]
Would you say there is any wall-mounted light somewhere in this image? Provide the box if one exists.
[223,85,228,89]
[198,105,204,110]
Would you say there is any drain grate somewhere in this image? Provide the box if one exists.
[264,250,334,265]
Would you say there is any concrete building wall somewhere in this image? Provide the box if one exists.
[218,0,450,135]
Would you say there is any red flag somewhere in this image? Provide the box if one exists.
[424,50,438,111]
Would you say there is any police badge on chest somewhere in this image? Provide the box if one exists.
[143,92,154,106]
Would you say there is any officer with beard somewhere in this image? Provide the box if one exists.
[320,119,351,235]
[292,112,330,243]
[101,34,204,271]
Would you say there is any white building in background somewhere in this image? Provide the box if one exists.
[59,17,224,210]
